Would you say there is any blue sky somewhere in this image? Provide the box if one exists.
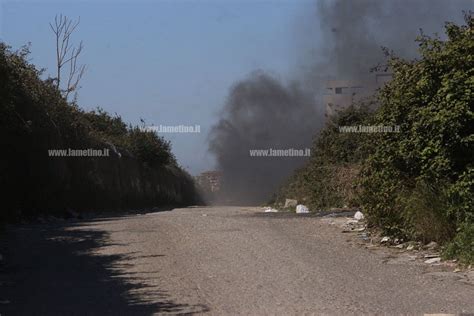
[0,0,315,175]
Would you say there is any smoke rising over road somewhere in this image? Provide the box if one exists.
[209,72,318,204]
[208,0,472,205]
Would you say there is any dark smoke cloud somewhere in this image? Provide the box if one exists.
[312,0,472,80]
[209,71,319,204]
[209,0,473,205]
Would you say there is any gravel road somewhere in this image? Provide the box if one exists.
[1,206,473,315]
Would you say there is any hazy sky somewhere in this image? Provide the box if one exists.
[0,0,315,175]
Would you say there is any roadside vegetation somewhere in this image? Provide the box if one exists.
[277,14,473,263]
[0,42,200,222]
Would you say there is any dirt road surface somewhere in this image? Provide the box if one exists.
[1,206,473,315]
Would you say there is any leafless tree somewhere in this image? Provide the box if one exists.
[49,14,86,101]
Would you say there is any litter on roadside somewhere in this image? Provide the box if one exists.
[264,208,279,213]
[296,204,309,214]
[354,211,364,221]
[424,257,441,264]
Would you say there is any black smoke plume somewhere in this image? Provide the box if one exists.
[209,72,319,204]
[209,0,472,205]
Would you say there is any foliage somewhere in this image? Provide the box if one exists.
[0,42,177,168]
[0,42,194,222]
[83,108,128,143]
[127,127,175,167]
[443,222,474,265]
[397,180,455,242]
[358,13,473,259]
[446,166,474,224]
[279,14,473,262]
[276,104,374,209]
[82,109,176,167]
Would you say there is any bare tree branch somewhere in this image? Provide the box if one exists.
[49,14,86,102]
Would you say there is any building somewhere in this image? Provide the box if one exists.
[324,72,392,117]
[195,170,222,192]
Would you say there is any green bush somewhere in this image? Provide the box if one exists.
[83,107,128,145]
[359,13,473,261]
[127,127,175,167]
[446,166,474,225]
[83,108,176,167]
[443,222,474,265]
[276,104,374,209]
[0,42,197,221]
[397,180,455,242]
[279,14,473,262]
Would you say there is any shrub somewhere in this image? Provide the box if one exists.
[127,127,175,167]
[443,223,474,265]
[279,14,473,262]
[358,13,473,261]
[83,107,128,145]
[276,104,374,209]
[397,180,455,242]
[0,42,195,221]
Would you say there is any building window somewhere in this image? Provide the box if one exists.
[335,87,342,94]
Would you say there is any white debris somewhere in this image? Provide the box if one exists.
[284,199,298,208]
[424,257,441,264]
[381,236,390,243]
[202,214,208,217]
[296,204,309,214]
[406,244,415,251]
[354,211,365,221]
[264,208,279,213]
[425,241,439,250]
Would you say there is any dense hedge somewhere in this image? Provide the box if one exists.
[359,14,473,263]
[275,104,374,209]
[278,14,473,263]
[0,43,201,222]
